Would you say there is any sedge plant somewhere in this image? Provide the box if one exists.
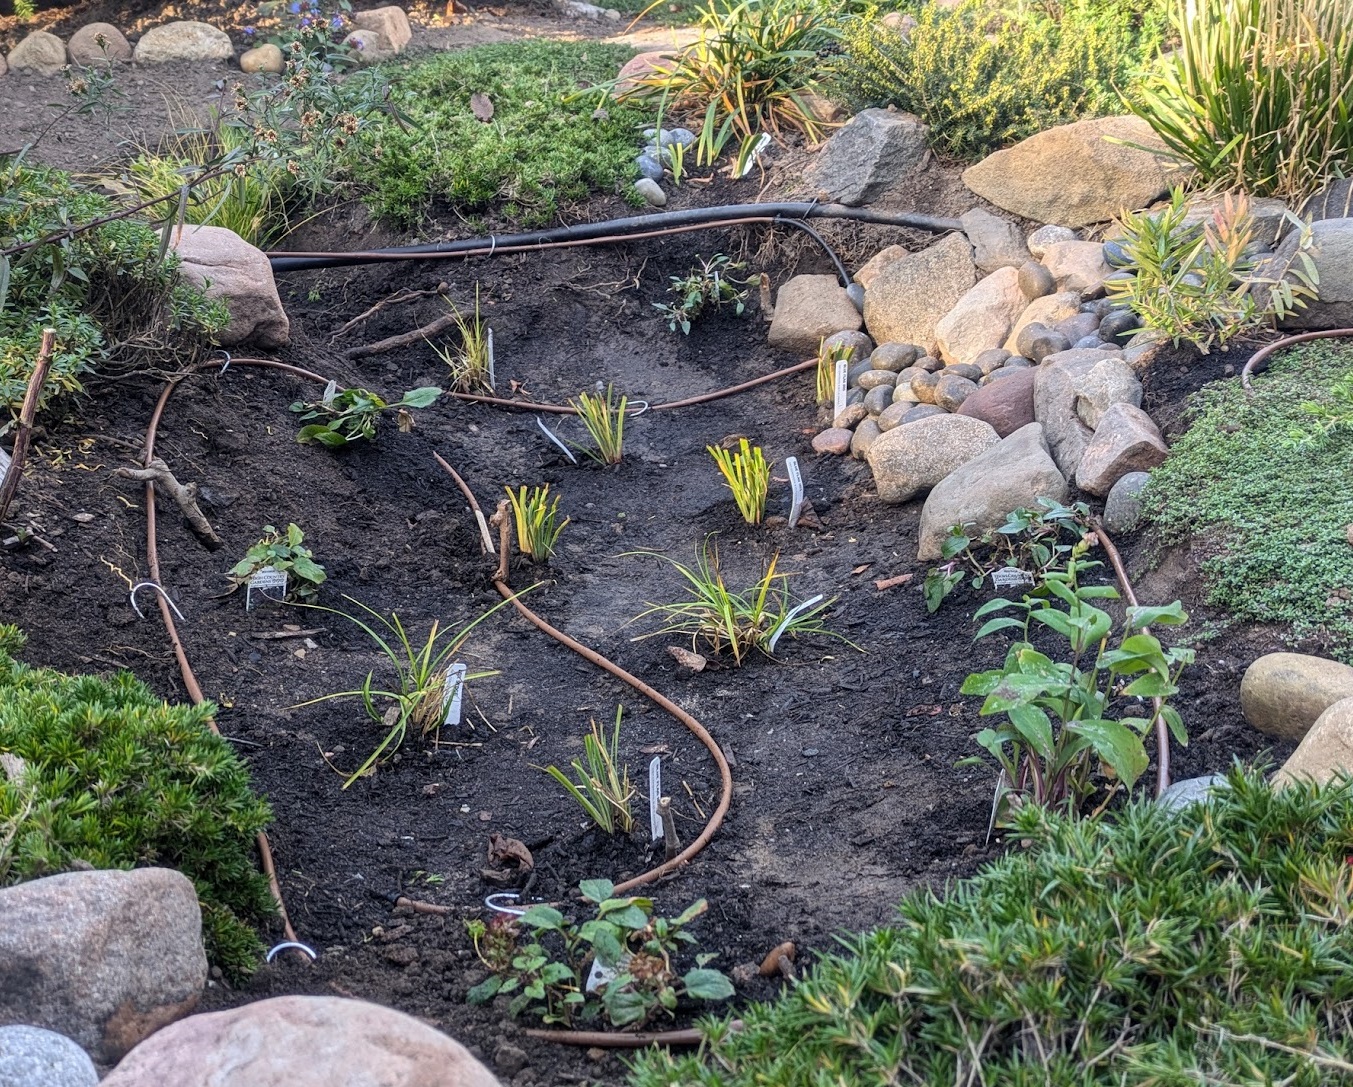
[629,538,842,665]
[433,287,492,393]
[293,595,512,787]
[707,439,770,525]
[568,384,626,465]
[505,484,569,561]
[816,339,852,405]
[539,706,635,835]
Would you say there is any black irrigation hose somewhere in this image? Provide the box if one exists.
[266,202,965,276]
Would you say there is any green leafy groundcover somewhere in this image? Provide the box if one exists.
[1142,341,1353,661]
[629,770,1353,1086]
[0,627,275,978]
[344,41,651,227]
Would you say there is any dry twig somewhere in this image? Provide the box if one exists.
[113,458,221,548]
[0,329,56,526]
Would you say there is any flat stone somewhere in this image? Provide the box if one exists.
[1076,402,1167,496]
[934,372,978,411]
[1041,240,1113,295]
[352,5,412,52]
[1033,348,1141,477]
[1274,697,1353,788]
[1017,260,1056,300]
[172,225,289,348]
[0,869,207,1064]
[812,427,854,455]
[68,23,132,65]
[876,401,910,431]
[0,1025,97,1087]
[1103,470,1151,533]
[239,43,284,73]
[917,422,1068,559]
[854,245,908,291]
[863,231,975,352]
[99,997,502,1087]
[8,31,66,75]
[957,366,1035,437]
[1005,291,1082,353]
[1241,654,1353,743]
[805,108,929,206]
[856,368,897,390]
[869,342,919,371]
[1027,225,1077,259]
[851,418,882,458]
[1157,774,1230,812]
[960,208,1031,275]
[866,413,999,503]
[133,21,233,64]
[934,266,1025,366]
[768,274,862,355]
[962,116,1190,228]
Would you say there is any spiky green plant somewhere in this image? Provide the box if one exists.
[505,484,569,561]
[568,384,626,465]
[1127,0,1353,200]
[433,287,492,393]
[708,439,771,525]
[816,340,852,405]
[540,707,634,834]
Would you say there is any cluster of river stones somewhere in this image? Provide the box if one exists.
[0,6,412,78]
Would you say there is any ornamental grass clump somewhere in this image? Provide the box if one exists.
[0,626,274,979]
[707,438,770,525]
[630,767,1353,1086]
[1128,0,1353,200]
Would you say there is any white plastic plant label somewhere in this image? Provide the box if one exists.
[648,756,663,841]
[321,379,337,407]
[786,456,804,529]
[833,359,849,417]
[486,327,496,392]
[245,567,288,611]
[442,662,467,727]
[990,567,1035,590]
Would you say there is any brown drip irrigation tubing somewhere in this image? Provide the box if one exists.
[1090,518,1170,798]
[141,357,333,951]
[1240,329,1353,392]
[450,356,818,415]
[523,1022,743,1048]
[435,458,732,896]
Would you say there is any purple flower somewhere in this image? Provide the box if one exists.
[330,14,345,28]
[299,15,312,26]
[288,2,301,13]
[244,25,255,35]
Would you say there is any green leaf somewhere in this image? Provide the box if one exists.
[671,899,709,925]
[683,968,735,1001]
[579,879,614,904]
[1162,704,1189,746]
[290,555,326,584]
[400,386,443,408]
[1069,719,1149,790]
[1007,703,1055,761]
[520,905,565,930]
[602,904,650,930]
[602,984,650,1027]
[1127,602,1188,629]
[541,962,575,984]
[960,669,1005,696]
[981,674,1052,713]
[1122,672,1176,698]
[466,975,503,1004]
[297,424,348,447]
[975,616,1026,640]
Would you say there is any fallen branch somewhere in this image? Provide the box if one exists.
[0,329,56,527]
[342,313,459,361]
[330,282,450,342]
[113,458,222,549]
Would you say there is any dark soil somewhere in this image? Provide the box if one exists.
[0,32,1301,1087]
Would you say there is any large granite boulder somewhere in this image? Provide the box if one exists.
[865,413,999,503]
[7,31,66,76]
[1241,653,1353,743]
[171,225,289,348]
[1033,348,1142,477]
[68,23,132,65]
[133,21,234,64]
[934,266,1025,366]
[767,274,862,355]
[863,231,975,352]
[805,109,929,206]
[962,116,1188,228]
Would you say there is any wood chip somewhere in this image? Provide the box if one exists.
[874,573,914,591]
[850,564,871,576]
[667,646,708,672]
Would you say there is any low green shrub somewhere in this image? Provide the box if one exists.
[1128,0,1353,201]
[830,0,1169,160]
[0,627,275,978]
[630,767,1353,1086]
[0,160,226,412]
[342,42,651,226]
[1143,341,1353,661]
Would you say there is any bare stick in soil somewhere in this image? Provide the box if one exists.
[329,282,450,342]
[341,313,459,360]
[0,329,56,528]
[113,458,222,549]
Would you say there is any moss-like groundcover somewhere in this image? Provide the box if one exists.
[630,769,1353,1085]
[1143,341,1353,661]
[0,627,274,977]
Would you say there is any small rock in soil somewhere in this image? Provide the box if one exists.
[812,428,853,455]
[494,1043,529,1077]
[833,403,868,430]
[635,153,664,181]
[869,342,919,371]
[1017,260,1055,301]
[856,369,897,390]
[823,329,874,362]
[910,369,939,404]
[943,363,983,382]
[1240,654,1353,743]
[934,372,978,411]
[863,385,893,415]
[0,1025,97,1087]
[851,418,882,457]
[1026,224,1078,259]
[1157,774,1228,812]
[634,178,667,206]
[1102,470,1150,533]
[973,348,1010,375]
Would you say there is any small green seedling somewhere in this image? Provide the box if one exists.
[505,484,569,561]
[708,438,770,525]
[540,706,634,834]
[654,254,748,334]
[433,287,493,392]
[229,523,326,602]
[291,384,441,447]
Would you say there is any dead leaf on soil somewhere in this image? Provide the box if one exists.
[640,743,671,755]
[850,564,871,576]
[471,92,494,122]
[874,573,913,591]
[668,645,708,672]
[487,832,534,872]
